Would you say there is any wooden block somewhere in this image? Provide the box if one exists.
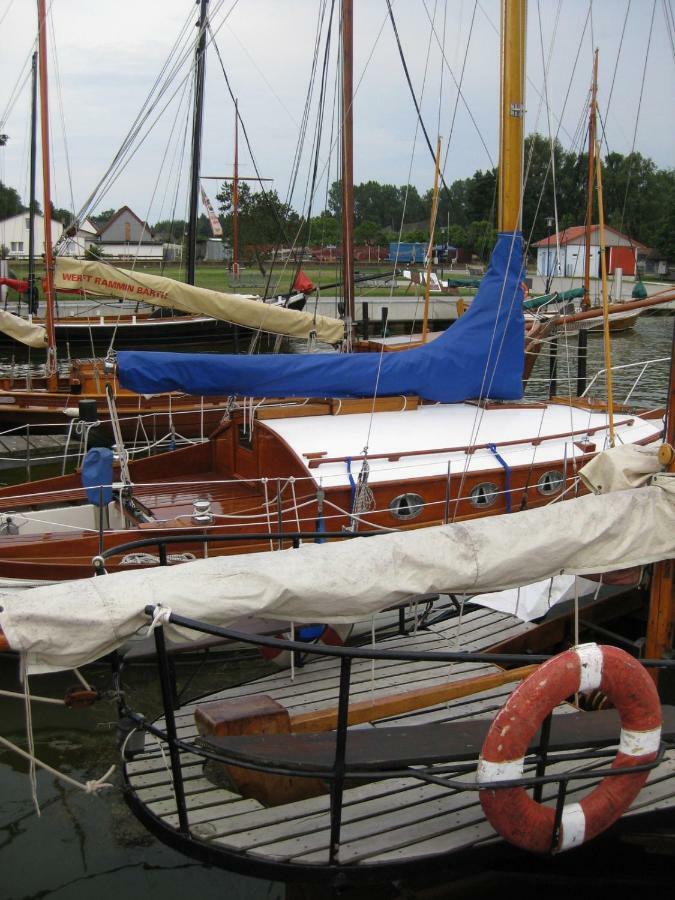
[195,696,326,807]
[195,695,291,738]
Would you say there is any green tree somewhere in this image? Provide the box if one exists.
[91,208,116,229]
[51,204,73,225]
[0,181,24,219]
[153,218,188,241]
[216,183,300,259]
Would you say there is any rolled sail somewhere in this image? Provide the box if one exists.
[54,258,344,343]
[0,308,48,348]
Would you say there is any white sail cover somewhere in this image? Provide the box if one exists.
[1,447,673,673]
[0,309,48,348]
[54,258,344,343]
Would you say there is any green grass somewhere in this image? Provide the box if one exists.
[6,260,477,299]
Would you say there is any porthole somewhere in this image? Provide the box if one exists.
[389,493,424,520]
[537,470,564,496]
[469,482,499,508]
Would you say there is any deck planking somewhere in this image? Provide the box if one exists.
[124,603,675,873]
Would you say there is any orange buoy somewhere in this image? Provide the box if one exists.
[477,644,661,853]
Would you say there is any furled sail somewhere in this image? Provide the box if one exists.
[117,231,526,403]
[53,258,344,343]
[1,447,672,673]
[0,308,48,348]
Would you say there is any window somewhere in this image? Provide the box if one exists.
[124,222,131,241]
[25,218,30,229]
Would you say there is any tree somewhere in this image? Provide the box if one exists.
[0,181,24,220]
[215,183,300,258]
[91,208,116,229]
[309,211,339,245]
[51,204,73,225]
[153,218,188,241]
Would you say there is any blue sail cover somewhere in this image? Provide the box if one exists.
[118,231,525,403]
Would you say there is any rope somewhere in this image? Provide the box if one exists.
[0,734,115,796]
[146,604,172,635]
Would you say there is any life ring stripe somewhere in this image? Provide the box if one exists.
[575,642,604,693]
[618,726,662,757]
[476,757,524,784]
[560,802,586,851]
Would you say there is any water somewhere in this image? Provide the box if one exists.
[0,314,673,899]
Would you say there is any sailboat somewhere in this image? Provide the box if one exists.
[0,0,667,585]
[0,0,342,439]
[0,3,674,882]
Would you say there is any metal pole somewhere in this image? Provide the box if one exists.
[576,328,588,396]
[549,334,558,397]
[154,625,190,834]
[329,655,352,863]
[27,52,38,316]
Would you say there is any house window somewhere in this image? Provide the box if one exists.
[10,242,23,252]
[25,218,30,229]
[124,223,131,241]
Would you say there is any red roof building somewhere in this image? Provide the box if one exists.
[533,225,648,278]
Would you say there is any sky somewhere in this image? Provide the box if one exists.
[0,0,673,227]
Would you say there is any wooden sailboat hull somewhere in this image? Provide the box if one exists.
[0,400,662,584]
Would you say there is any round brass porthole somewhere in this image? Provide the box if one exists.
[537,470,564,496]
[469,482,499,508]
[389,493,424,520]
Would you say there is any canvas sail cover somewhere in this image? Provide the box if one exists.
[1,447,673,674]
[53,258,344,343]
[0,308,48,348]
[116,231,526,403]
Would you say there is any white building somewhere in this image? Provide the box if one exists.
[95,206,163,260]
[534,225,648,279]
[0,211,63,258]
[58,217,98,257]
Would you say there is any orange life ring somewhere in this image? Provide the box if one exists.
[260,623,353,668]
[477,644,661,853]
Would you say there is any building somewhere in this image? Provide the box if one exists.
[533,225,648,278]
[0,211,63,258]
[58,217,98,257]
[94,206,163,261]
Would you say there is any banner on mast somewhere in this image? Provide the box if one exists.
[200,187,223,237]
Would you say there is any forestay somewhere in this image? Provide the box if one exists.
[54,258,344,343]
[116,231,525,403]
[1,446,673,674]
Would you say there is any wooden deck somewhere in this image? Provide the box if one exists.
[124,604,675,878]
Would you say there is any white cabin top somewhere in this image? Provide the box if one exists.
[263,402,661,487]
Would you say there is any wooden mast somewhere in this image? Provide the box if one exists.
[582,50,598,310]
[645,329,675,678]
[37,0,57,379]
[422,136,442,342]
[341,0,355,343]
[498,0,527,233]
[187,0,209,285]
[232,98,239,278]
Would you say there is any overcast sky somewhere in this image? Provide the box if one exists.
[1,0,673,226]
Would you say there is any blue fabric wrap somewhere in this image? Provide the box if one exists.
[81,447,114,506]
[117,232,525,403]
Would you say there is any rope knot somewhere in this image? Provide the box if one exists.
[84,765,116,794]
[146,604,172,635]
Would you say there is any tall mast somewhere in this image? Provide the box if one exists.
[187,0,209,285]
[582,50,599,310]
[37,0,57,376]
[27,51,38,313]
[232,98,239,278]
[498,0,527,232]
[341,0,355,340]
